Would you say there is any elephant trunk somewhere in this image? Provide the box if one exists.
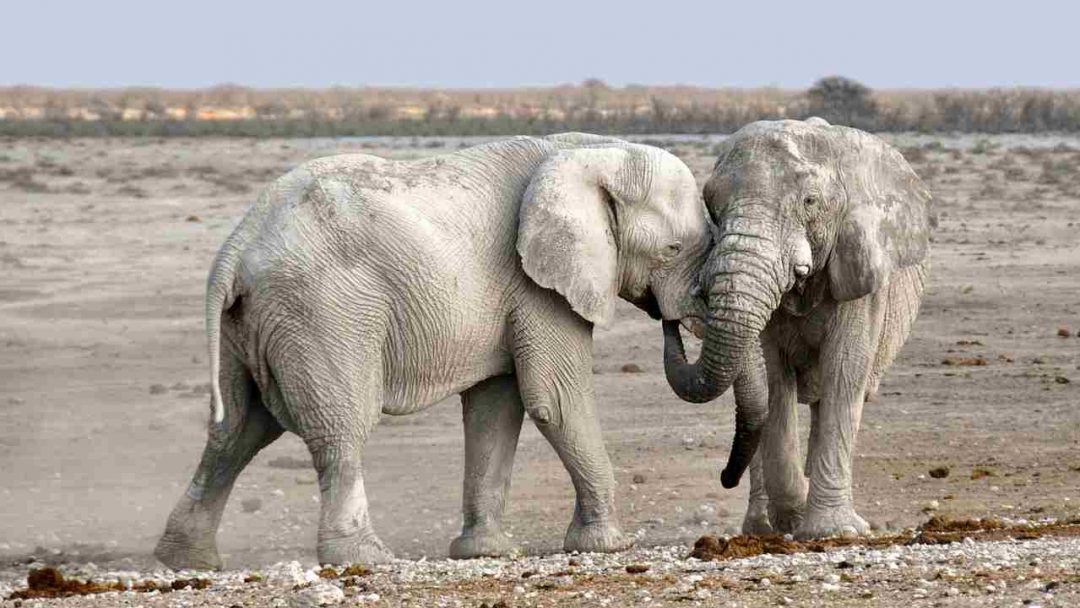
[663,244,784,487]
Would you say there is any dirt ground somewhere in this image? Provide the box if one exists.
[1,133,1078,604]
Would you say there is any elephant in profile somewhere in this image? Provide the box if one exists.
[155,133,714,569]
[663,119,932,538]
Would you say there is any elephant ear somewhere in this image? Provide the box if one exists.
[518,148,635,326]
[827,131,932,302]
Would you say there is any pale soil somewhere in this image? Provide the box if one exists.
[0,134,1078,606]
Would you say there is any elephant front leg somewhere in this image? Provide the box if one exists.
[534,398,631,554]
[513,313,631,554]
[450,375,525,559]
[741,451,773,535]
[796,303,881,539]
[761,365,809,533]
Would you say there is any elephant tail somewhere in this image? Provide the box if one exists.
[206,234,244,425]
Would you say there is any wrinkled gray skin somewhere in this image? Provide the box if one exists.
[664,119,931,539]
[155,133,712,570]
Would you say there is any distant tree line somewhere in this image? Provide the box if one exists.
[2,78,1080,137]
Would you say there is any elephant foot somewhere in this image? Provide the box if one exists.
[767,502,806,534]
[317,532,395,566]
[794,505,869,540]
[154,533,223,571]
[564,519,632,554]
[449,527,516,559]
[741,501,774,536]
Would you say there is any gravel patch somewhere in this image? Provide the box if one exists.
[3,533,1078,607]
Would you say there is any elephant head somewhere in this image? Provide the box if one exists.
[517,140,711,328]
[663,119,931,487]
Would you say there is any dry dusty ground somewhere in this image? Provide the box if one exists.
[0,133,1078,606]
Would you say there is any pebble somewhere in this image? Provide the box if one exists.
[291,583,345,607]
[7,528,1080,605]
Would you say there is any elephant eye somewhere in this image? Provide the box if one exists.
[803,195,818,206]
[665,242,683,256]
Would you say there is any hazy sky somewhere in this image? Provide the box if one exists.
[6,0,1078,89]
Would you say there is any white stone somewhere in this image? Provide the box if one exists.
[290,583,344,607]
[268,561,309,587]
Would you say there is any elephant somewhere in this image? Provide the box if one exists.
[662,118,932,539]
[154,133,714,570]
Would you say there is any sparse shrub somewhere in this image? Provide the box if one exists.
[1039,158,1078,184]
[1003,166,1026,181]
[4,82,1080,136]
[0,167,49,192]
[805,76,878,128]
[900,146,927,163]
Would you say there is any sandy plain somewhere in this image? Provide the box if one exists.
[0,133,1077,606]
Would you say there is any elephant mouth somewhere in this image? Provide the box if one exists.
[680,316,706,339]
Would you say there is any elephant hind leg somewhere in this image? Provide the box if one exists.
[266,328,392,566]
[156,344,283,570]
[450,374,525,559]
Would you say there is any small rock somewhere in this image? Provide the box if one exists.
[291,582,344,607]
[268,561,309,587]
[1057,328,1071,338]
[620,363,644,373]
[1055,376,1070,384]
[626,564,649,574]
[632,473,647,484]
[822,573,841,585]
[929,466,950,479]
[924,500,941,512]
[149,384,168,395]
[186,215,202,223]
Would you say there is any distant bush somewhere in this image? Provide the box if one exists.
[805,76,878,128]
